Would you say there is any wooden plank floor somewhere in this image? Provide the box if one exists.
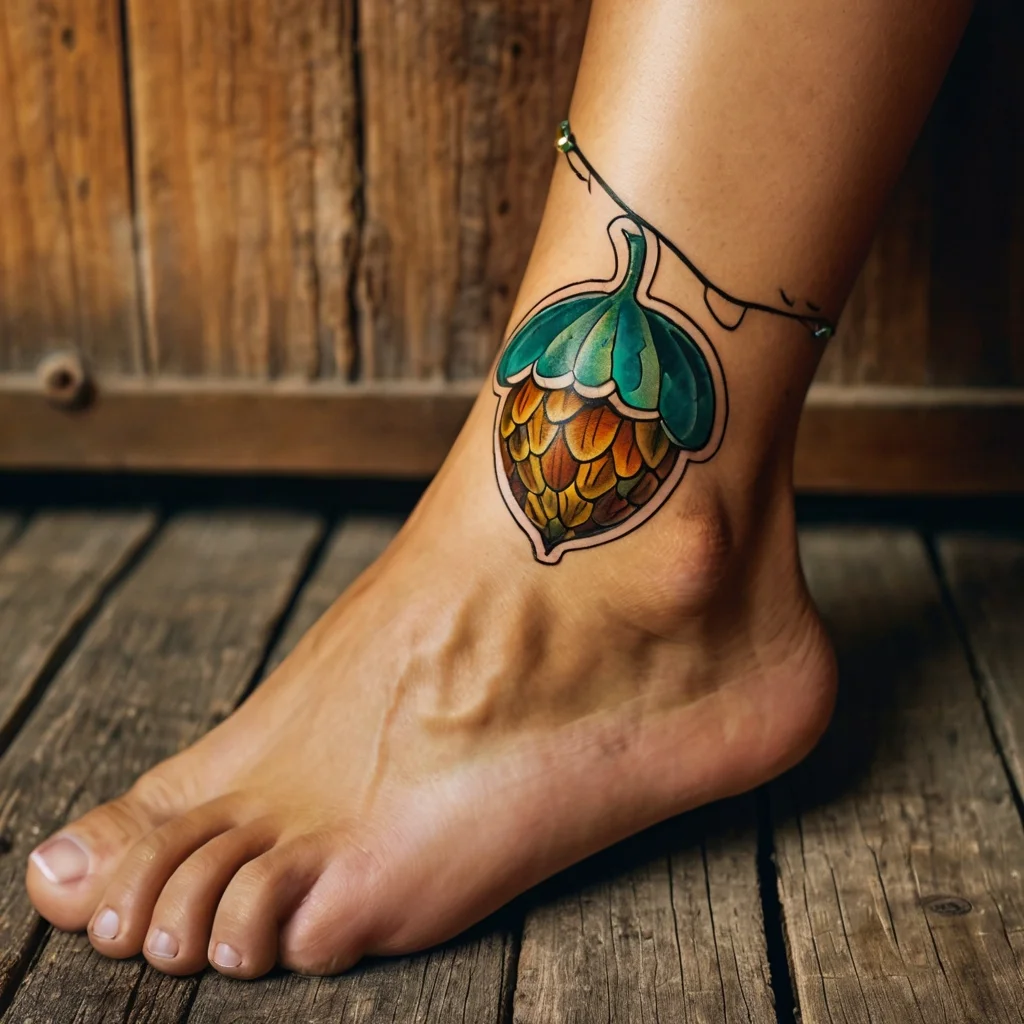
[0,508,1020,1023]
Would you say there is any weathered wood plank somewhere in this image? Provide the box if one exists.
[0,513,322,1019]
[180,515,515,1024]
[127,0,359,377]
[789,386,1024,494]
[3,378,1024,493]
[0,377,479,477]
[773,529,1024,1024]
[357,0,589,380]
[938,534,1024,802]
[0,0,143,373]
[0,511,155,748]
[513,797,776,1024]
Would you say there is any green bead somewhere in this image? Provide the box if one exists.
[555,119,573,153]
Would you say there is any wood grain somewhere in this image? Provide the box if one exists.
[127,0,359,378]
[0,511,154,748]
[1,0,1022,434]
[937,534,1024,803]
[356,0,590,380]
[0,0,142,373]
[791,388,1024,493]
[773,529,1024,1024]
[0,376,480,477]
[0,514,322,1015]
[514,797,776,1024]
[3,377,1024,493]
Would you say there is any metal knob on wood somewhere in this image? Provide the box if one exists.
[37,350,92,409]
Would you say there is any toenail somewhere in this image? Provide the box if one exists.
[212,942,242,969]
[147,928,179,959]
[92,907,120,940]
[30,835,90,884]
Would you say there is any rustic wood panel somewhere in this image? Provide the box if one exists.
[127,0,359,378]
[514,797,776,1024]
[789,387,1024,493]
[773,529,1024,1024]
[0,0,142,374]
[3,379,1024,493]
[928,0,1024,386]
[0,377,479,477]
[0,0,1020,489]
[938,534,1024,801]
[0,514,322,1015]
[356,0,590,380]
[0,511,154,749]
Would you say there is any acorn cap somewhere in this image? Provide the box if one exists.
[496,231,715,451]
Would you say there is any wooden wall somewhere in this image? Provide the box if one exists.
[1,0,1022,491]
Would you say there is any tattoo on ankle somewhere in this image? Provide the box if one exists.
[493,119,834,565]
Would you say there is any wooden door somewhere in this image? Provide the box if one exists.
[1,0,1022,490]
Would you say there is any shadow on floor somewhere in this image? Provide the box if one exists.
[3,469,1024,534]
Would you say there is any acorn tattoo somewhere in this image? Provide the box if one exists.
[493,219,724,563]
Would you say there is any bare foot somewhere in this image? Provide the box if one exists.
[24,28,851,974]
[20,0,974,974]
[24,370,835,976]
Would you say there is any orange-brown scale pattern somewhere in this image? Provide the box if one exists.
[499,379,681,552]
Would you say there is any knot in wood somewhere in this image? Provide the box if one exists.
[37,350,92,409]
[922,894,972,916]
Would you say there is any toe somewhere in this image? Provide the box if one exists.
[26,776,177,932]
[278,841,385,976]
[86,799,239,960]
[143,824,277,976]
[209,836,326,979]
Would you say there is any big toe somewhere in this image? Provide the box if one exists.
[26,777,174,931]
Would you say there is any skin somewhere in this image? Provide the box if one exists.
[26,0,973,978]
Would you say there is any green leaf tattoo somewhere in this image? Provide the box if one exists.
[497,231,715,450]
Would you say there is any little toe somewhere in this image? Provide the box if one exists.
[26,776,178,932]
[86,800,238,959]
[278,841,386,976]
[209,836,326,979]
[143,824,278,975]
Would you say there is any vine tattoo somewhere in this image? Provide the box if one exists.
[493,119,835,565]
